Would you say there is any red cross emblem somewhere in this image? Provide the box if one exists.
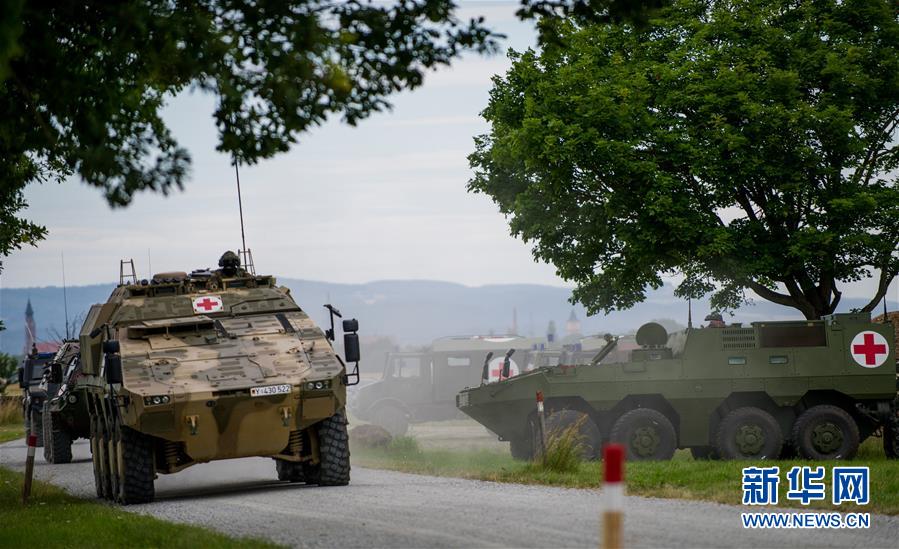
[850,331,889,368]
[488,357,519,382]
[192,295,223,314]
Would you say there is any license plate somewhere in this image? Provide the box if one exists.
[250,384,292,397]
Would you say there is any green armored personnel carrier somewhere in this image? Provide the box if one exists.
[458,313,899,461]
[79,252,360,503]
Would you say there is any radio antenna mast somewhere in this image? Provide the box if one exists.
[61,252,70,339]
[233,158,255,275]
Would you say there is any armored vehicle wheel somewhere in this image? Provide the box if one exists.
[792,405,859,460]
[690,446,719,460]
[305,411,350,486]
[108,419,122,502]
[545,410,602,460]
[715,407,782,460]
[372,405,408,437]
[42,403,53,462]
[610,409,677,461]
[885,420,899,459]
[510,436,534,460]
[31,409,44,447]
[90,416,111,499]
[42,403,73,464]
[116,425,155,504]
[276,460,305,482]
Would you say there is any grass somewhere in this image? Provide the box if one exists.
[0,397,24,442]
[0,468,282,548]
[352,437,899,515]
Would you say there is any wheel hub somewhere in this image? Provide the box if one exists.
[811,422,843,454]
[631,426,660,457]
[734,424,765,455]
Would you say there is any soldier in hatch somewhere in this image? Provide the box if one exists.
[218,250,245,277]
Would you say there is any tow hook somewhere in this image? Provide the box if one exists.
[186,415,199,435]
[280,407,292,427]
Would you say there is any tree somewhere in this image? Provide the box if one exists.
[0,1,499,268]
[0,353,18,381]
[470,0,899,320]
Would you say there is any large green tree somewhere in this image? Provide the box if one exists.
[0,0,498,267]
[470,0,899,320]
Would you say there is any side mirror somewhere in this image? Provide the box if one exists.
[342,318,359,333]
[17,368,25,388]
[481,352,494,382]
[343,333,360,364]
[105,355,123,384]
[103,339,120,354]
[50,363,63,384]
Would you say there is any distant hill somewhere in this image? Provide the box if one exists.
[1,278,894,356]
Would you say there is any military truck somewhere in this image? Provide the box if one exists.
[351,335,544,435]
[17,348,57,446]
[79,252,361,503]
[458,313,899,461]
[40,341,90,463]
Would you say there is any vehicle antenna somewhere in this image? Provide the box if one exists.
[234,159,247,257]
[61,252,70,340]
[233,158,256,274]
[147,248,152,279]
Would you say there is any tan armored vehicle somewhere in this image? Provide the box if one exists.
[80,252,360,503]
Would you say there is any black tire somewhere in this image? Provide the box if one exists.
[792,405,859,460]
[42,403,53,462]
[117,426,155,504]
[510,435,534,460]
[276,460,305,482]
[42,402,73,464]
[90,415,110,499]
[306,411,350,486]
[372,405,408,437]
[31,409,44,447]
[610,408,677,461]
[545,410,602,460]
[108,419,121,501]
[715,407,783,460]
[690,446,719,460]
[885,423,898,460]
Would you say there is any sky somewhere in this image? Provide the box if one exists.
[0,2,894,305]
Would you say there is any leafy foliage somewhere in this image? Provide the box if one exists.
[470,0,899,319]
[0,352,19,381]
[0,1,499,266]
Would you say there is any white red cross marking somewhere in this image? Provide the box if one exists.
[488,356,520,382]
[192,295,223,314]
[850,331,889,368]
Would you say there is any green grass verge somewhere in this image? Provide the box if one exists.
[0,468,282,548]
[352,437,899,515]
[0,424,24,443]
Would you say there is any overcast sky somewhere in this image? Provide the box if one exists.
[3,3,568,289]
[1,2,894,304]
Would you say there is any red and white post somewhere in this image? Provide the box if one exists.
[22,433,38,504]
[536,391,547,458]
[602,443,625,549]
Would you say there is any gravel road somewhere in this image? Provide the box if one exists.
[2,438,897,548]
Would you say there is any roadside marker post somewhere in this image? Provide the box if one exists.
[22,433,38,504]
[536,391,547,458]
[602,443,625,549]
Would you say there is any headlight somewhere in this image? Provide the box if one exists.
[305,380,332,391]
[144,395,171,406]
[67,394,77,404]
[315,381,324,390]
